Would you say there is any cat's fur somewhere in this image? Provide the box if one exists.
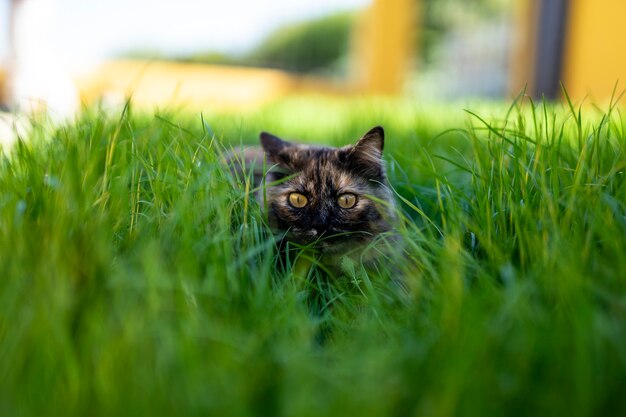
[228,126,398,269]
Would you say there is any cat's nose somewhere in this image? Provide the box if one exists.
[311,214,330,234]
[311,223,328,234]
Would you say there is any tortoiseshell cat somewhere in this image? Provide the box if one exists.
[229,126,398,271]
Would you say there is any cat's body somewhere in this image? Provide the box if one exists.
[227,126,398,272]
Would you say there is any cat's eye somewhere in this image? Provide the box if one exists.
[288,192,308,208]
[337,193,357,209]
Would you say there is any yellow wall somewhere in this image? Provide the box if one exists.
[73,60,358,110]
[355,0,417,94]
[562,0,626,102]
[508,0,539,96]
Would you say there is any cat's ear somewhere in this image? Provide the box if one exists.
[260,132,290,155]
[347,126,385,180]
[260,131,298,171]
[354,126,384,159]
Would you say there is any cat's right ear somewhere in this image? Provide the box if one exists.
[260,132,290,155]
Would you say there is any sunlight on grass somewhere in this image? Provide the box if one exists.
[0,96,625,416]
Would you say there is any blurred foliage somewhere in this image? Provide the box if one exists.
[181,51,243,66]
[245,12,355,74]
[161,12,356,75]
[119,0,514,77]
[120,49,244,67]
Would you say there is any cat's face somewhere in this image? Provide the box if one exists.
[260,127,396,253]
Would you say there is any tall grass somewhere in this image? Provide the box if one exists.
[0,96,624,416]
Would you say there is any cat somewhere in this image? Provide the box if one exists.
[227,126,398,273]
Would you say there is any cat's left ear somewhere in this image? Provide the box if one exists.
[354,126,384,160]
[347,126,385,180]
[260,132,290,155]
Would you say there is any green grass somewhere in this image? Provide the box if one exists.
[1,95,625,416]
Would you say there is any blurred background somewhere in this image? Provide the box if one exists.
[0,0,624,115]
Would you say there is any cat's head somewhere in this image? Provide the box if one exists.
[259,126,396,253]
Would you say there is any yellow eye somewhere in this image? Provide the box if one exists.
[288,192,308,208]
[337,193,357,209]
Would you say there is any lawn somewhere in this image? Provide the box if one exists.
[0,95,625,416]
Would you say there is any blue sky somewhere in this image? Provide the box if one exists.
[0,0,369,69]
